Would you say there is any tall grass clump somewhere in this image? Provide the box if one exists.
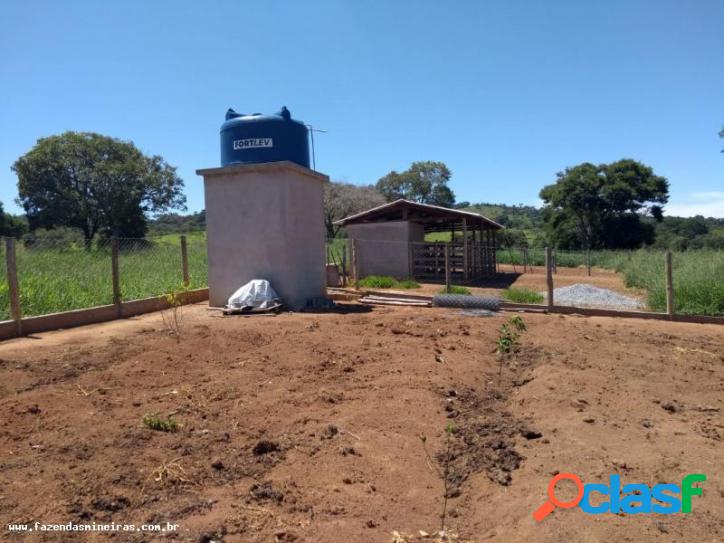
[356,275,420,289]
[601,249,724,315]
[502,287,544,304]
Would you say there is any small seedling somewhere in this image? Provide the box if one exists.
[161,290,185,343]
[420,423,457,533]
[143,413,180,432]
[495,316,526,355]
[495,316,527,384]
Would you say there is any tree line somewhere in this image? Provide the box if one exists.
[3,130,723,250]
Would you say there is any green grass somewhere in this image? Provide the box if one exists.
[142,413,180,432]
[502,287,545,304]
[439,285,472,295]
[0,236,207,320]
[357,275,420,289]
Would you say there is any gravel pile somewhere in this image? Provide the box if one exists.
[542,283,645,310]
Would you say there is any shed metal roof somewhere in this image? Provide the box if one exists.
[334,199,503,229]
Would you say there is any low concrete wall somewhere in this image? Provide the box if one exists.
[197,161,328,310]
[347,221,424,278]
[0,288,208,341]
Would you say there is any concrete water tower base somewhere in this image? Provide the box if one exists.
[196,161,328,310]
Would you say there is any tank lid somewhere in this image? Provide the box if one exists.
[223,106,298,124]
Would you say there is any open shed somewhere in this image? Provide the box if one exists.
[335,199,503,283]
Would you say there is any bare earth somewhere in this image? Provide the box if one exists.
[0,303,722,542]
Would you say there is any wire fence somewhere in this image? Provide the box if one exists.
[0,235,721,324]
[0,235,207,321]
[325,238,724,316]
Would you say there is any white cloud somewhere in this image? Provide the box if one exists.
[689,191,724,200]
[665,195,724,218]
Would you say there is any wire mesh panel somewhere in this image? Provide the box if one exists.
[118,237,194,301]
[185,235,208,289]
[13,237,114,317]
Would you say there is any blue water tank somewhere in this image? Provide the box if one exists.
[220,106,310,168]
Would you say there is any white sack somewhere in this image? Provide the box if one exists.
[227,279,280,309]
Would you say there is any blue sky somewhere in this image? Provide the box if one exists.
[1,0,723,217]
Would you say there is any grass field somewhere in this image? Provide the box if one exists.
[0,236,207,320]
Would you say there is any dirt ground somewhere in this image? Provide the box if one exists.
[379,265,647,305]
[0,302,722,542]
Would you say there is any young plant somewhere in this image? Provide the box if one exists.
[161,290,184,343]
[420,423,456,535]
[495,316,527,383]
[142,413,180,432]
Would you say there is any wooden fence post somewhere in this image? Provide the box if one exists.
[552,249,557,274]
[545,246,554,309]
[4,237,22,337]
[341,245,348,287]
[586,249,592,277]
[444,243,451,293]
[665,251,674,316]
[351,238,359,290]
[111,237,122,316]
[180,235,190,287]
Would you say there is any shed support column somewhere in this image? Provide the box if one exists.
[463,218,468,282]
[492,229,497,273]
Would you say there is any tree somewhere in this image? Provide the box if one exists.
[12,132,186,245]
[375,161,455,207]
[323,181,386,238]
[0,202,28,237]
[540,159,668,250]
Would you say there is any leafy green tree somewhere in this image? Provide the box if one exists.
[540,159,668,250]
[0,202,28,237]
[376,161,455,207]
[12,132,186,245]
[323,181,386,238]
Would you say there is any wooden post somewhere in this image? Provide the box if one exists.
[492,229,498,273]
[4,237,22,336]
[341,246,347,287]
[586,249,592,276]
[180,235,190,287]
[545,246,554,309]
[444,243,451,293]
[111,237,121,316]
[665,251,674,316]
[351,238,359,290]
[552,249,557,274]
[462,218,469,282]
